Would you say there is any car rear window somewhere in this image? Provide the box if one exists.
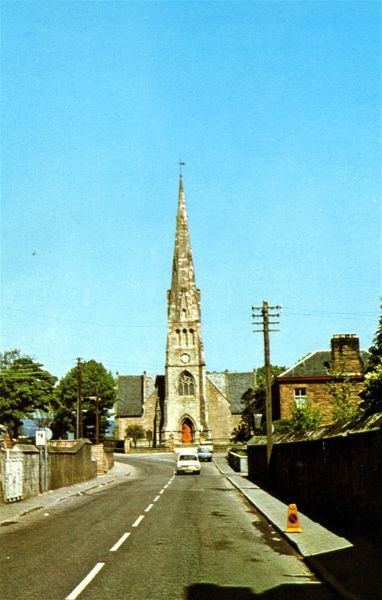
[179,455,197,461]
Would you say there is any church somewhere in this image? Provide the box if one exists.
[115,176,254,447]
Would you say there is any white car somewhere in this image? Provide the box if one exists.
[176,452,200,475]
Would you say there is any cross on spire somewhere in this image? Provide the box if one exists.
[178,160,186,176]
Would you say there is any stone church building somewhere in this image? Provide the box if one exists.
[115,176,253,447]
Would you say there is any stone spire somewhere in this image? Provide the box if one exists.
[168,175,200,324]
[162,175,208,446]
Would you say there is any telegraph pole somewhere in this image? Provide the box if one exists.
[76,357,83,439]
[252,301,281,468]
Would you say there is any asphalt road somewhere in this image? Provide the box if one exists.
[0,454,341,600]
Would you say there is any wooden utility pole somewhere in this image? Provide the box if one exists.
[252,301,281,467]
[95,395,100,444]
[76,357,83,439]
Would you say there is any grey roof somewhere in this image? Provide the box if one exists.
[206,372,226,396]
[117,376,143,417]
[225,372,256,414]
[116,371,255,418]
[278,350,369,379]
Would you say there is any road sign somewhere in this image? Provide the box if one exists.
[35,430,46,446]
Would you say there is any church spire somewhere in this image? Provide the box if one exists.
[170,175,196,295]
[167,174,203,345]
[163,173,208,446]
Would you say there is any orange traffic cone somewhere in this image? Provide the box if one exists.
[285,503,302,533]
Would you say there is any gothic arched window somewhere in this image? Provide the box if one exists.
[178,371,195,396]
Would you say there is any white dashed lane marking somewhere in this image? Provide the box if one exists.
[110,532,131,552]
[132,515,145,528]
[65,563,105,600]
[66,477,174,597]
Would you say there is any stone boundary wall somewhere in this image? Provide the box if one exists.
[91,444,114,475]
[0,439,98,502]
[227,450,248,473]
[247,413,382,529]
[49,440,97,490]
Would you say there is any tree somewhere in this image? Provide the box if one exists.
[126,424,145,448]
[52,359,116,440]
[327,360,364,422]
[233,365,286,442]
[361,305,382,414]
[287,400,323,433]
[0,349,57,438]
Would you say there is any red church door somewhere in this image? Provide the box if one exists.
[181,422,193,444]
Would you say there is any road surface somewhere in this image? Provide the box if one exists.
[0,453,340,599]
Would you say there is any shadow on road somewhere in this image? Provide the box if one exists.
[186,583,341,599]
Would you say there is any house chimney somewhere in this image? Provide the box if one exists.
[330,334,362,374]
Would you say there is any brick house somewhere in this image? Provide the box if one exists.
[276,334,369,424]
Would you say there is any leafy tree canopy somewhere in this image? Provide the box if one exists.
[0,349,57,437]
[287,400,323,433]
[126,424,145,447]
[361,305,382,414]
[52,359,116,440]
[233,365,286,442]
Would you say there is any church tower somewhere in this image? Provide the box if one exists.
[162,176,210,445]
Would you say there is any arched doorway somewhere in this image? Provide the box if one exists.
[181,418,193,444]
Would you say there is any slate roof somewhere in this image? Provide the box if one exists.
[225,372,256,414]
[278,350,370,379]
[117,376,143,417]
[116,371,255,417]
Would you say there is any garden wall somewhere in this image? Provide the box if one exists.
[247,413,382,529]
[1,439,98,502]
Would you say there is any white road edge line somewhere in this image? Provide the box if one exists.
[110,532,130,552]
[153,495,160,502]
[132,515,144,527]
[65,562,105,600]
[145,503,154,513]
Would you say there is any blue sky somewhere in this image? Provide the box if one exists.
[1,0,380,380]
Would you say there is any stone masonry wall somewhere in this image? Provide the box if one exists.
[331,334,363,373]
[206,378,236,444]
[279,380,364,424]
[116,389,159,442]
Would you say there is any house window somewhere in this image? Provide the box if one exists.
[179,371,195,396]
[294,387,307,408]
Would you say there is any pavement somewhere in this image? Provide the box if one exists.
[213,454,382,600]
[1,454,380,599]
[0,459,133,526]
